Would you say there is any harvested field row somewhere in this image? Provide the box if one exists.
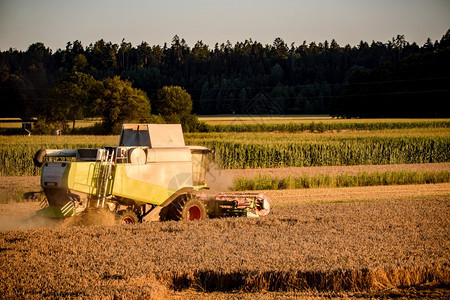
[265,183,450,206]
[223,162,450,179]
[1,197,449,299]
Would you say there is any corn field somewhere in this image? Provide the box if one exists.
[0,130,449,175]
[206,120,450,133]
[195,137,450,169]
[0,135,118,176]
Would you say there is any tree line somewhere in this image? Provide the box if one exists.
[1,30,449,123]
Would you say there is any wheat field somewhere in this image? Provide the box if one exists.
[0,196,449,298]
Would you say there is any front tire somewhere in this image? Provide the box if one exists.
[181,198,207,221]
[160,194,207,221]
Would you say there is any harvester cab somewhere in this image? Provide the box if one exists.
[29,124,270,224]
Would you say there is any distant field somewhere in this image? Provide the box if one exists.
[0,118,22,129]
[0,118,101,130]
[198,114,332,125]
[67,118,102,128]
[198,115,450,125]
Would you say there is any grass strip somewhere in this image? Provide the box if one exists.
[233,171,450,191]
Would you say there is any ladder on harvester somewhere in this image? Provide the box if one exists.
[96,148,115,208]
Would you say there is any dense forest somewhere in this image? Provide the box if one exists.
[1,30,449,119]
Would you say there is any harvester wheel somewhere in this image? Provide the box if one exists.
[181,198,207,221]
[118,210,139,225]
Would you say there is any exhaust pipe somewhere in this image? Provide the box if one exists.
[33,149,47,167]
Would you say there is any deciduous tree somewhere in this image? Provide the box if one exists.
[46,72,100,130]
[152,85,192,118]
[97,76,151,133]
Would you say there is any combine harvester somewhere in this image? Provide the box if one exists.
[27,124,270,224]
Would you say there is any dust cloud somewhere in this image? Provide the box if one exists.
[0,214,61,232]
[205,163,234,193]
[0,202,118,232]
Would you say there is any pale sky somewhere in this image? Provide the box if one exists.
[0,0,449,51]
